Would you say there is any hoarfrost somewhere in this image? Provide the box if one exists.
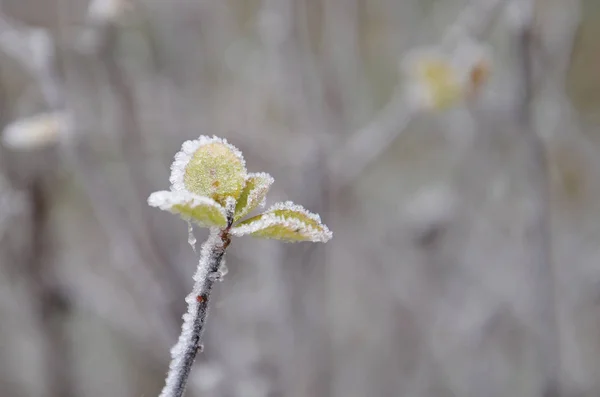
[159,228,224,397]
[268,201,324,223]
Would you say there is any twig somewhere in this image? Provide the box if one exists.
[327,91,410,191]
[159,226,231,397]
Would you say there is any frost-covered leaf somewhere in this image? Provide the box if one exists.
[1,112,72,151]
[148,190,227,228]
[169,136,247,206]
[231,201,332,243]
[234,172,274,221]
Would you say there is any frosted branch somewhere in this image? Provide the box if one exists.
[159,227,230,397]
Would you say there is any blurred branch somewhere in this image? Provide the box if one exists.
[327,0,510,191]
[514,1,561,395]
[26,176,75,397]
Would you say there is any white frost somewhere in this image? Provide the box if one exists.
[267,201,323,223]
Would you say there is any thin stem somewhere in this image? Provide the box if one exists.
[159,227,231,397]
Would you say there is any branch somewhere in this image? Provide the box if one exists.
[327,0,510,190]
[514,1,561,395]
[159,227,230,397]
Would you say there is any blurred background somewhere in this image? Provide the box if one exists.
[0,0,598,396]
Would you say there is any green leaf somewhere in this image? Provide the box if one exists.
[170,136,247,206]
[148,190,227,228]
[230,201,332,243]
[234,172,274,221]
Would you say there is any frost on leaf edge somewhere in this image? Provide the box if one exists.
[231,201,332,243]
[230,213,332,242]
[169,135,247,193]
[267,201,324,224]
[234,172,275,221]
[147,190,228,227]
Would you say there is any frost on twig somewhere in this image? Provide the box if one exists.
[159,228,227,397]
[148,135,331,397]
